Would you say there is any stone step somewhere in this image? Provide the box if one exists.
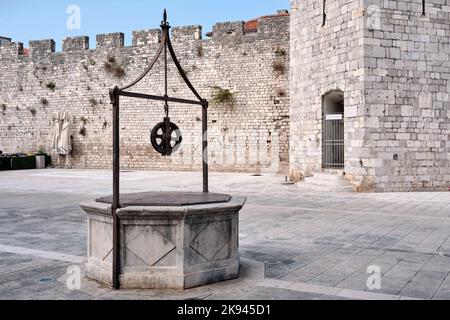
[320,169,345,175]
[308,172,344,180]
[305,174,345,182]
[297,172,354,193]
[297,183,355,193]
[304,175,346,184]
[303,181,350,189]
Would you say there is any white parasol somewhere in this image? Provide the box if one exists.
[51,112,62,154]
[57,111,72,155]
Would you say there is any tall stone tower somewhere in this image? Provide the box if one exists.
[290,0,450,192]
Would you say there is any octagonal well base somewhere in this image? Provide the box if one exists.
[80,194,246,289]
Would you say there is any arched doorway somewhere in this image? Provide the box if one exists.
[322,91,344,169]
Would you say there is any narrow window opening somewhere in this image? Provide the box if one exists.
[422,0,426,16]
[322,0,327,26]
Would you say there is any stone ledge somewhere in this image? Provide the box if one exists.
[81,196,246,217]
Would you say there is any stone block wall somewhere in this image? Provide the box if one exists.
[289,0,365,182]
[290,0,449,192]
[361,0,450,191]
[0,13,290,174]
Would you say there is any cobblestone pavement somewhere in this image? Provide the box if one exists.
[1,169,450,300]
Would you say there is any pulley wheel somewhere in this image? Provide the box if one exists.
[150,120,182,156]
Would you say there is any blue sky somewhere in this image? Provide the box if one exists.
[0,0,290,50]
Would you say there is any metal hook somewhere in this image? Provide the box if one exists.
[164,101,169,117]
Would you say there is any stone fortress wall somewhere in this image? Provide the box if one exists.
[0,11,290,174]
[3,2,448,192]
[361,0,450,192]
[290,0,450,192]
[289,0,365,186]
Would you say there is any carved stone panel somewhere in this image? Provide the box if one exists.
[90,219,113,263]
[123,224,177,268]
[188,220,231,265]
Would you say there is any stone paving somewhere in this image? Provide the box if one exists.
[1,169,450,300]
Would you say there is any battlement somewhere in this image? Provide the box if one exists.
[212,21,245,38]
[258,13,290,37]
[0,9,290,176]
[0,36,12,46]
[132,29,161,46]
[29,39,55,56]
[0,41,23,59]
[62,36,89,52]
[209,10,290,39]
[96,32,125,49]
[0,9,289,59]
[172,25,202,41]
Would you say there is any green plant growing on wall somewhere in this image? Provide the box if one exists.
[89,98,98,107]
[211,86,235,106]
[196,45,204,57]
[276,88,287,97]
[104,61,113,72]
[1,104,6,115]
[102,120,108,129]
[272,61,285,75]
[114,66,125,78]
[275,47,287,57]
[107,56,116,64]
[40,98,49,106]
[37,146,46,154]
[80,116,88,125]
[104,55,126,78]
[30,108,36,116]
[79,127,87,136]
[46,82,56,91]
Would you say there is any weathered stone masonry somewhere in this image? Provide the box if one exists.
[290,0,450,192]
[290,0,364,183]
[0,13,290,173]
[3,2,448,192]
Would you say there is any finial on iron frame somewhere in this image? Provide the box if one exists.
[161,9,169,28]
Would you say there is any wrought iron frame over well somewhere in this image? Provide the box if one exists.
[108,10,209,289]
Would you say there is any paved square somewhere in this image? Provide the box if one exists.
[1,169,450,300]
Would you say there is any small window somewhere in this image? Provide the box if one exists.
[422,0,426,16]
[322,0,327,26]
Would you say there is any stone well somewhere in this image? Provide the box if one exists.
[80,192,246,289]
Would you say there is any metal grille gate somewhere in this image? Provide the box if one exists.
[322,115,344,169]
